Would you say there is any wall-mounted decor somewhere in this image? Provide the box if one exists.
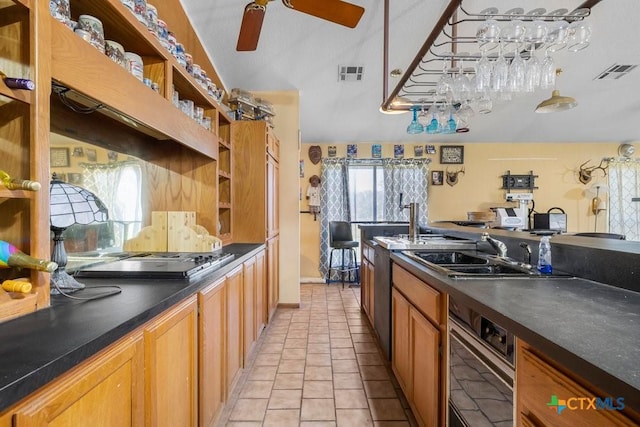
[414,145,424,157]
[68,173,82,185]
[86,148,97,162]
[426,145,436,154]
[328,146,337,157]
[446,167,465,186]
[394,144,404,159]
[347,144,357,158]
[107,151,118,162]
[308,145,322,164]
[372,144,382,158]
[50,147,70,167]
[440,145,464,164]
[431,170,443,186]
[299,160,305,178]
[72,147,84,157]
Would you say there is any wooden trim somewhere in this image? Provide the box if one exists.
[277,303,300,309]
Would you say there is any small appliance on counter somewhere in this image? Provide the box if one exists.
[533,207,567,233]
[491,193,533,230]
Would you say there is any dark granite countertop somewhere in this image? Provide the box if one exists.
[0,243,263,412]
[390,251,640,412]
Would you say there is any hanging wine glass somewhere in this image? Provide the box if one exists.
[508,43,526,93]
[567,20,591,52]
[426,103,440,134]
[452,53,472,103]
[475,47,492,93]
[524,45,541,92]
[406,106,424,134]
[491,42,509,94]
[540,49,556,89]
[417,103,430,127]
[546,20,569,52]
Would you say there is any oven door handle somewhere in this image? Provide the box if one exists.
[449,318,514,388]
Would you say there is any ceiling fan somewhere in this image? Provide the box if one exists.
[236,0,365,51]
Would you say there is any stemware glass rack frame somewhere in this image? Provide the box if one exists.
[382,0,601,111]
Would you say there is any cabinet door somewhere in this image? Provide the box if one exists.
[226,266,244,393]
[517,344,635,427]
[410,307,440,427]
[267,156,279,238]
[198,278,226,427]
[144,296,198,427]
[243,256,256,359]
[366,260,375,326]
[255,249,267,335]
[392,288,411,397]
[13,333,144,427]
[267,236,279,321]
[360,258,370,316]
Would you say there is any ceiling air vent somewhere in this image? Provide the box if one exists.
[594,64,637,80]
[338,65,364,82]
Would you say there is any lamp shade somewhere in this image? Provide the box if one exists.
[535,90,578,113]
[50,174,108,228]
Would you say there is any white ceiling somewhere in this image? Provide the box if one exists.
[180,0,640,144]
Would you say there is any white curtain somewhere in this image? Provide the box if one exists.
[81,161,143,249]
[382,158,430,226]
[608,158,640,240]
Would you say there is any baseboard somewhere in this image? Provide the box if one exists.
[277,302,300,309]
[300,276,325,284]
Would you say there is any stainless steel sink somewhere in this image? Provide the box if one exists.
[374,235,477,251]
[402,250,574,279]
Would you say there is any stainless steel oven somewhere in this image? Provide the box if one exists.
[448,298,515,427]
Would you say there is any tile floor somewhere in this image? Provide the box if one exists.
[217,283,417,427]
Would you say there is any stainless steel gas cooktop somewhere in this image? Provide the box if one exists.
[76,252,235,280]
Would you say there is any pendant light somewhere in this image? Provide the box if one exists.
[535,68,577,113]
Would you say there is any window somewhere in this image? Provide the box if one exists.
[348,162,385,223]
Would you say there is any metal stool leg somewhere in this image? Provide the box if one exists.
[327,249,335,285]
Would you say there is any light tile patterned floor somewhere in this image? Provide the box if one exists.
[218,283,417,427]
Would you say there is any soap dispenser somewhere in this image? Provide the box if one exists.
[537,236,552,274]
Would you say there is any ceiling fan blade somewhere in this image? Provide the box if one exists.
[283,0,364,28]
[236,2,267,51]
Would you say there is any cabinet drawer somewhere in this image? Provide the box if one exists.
[517,346,634,427]
[392,264,441,325]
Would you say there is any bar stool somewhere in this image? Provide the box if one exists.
[327,221,360,288]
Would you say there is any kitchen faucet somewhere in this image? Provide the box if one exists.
[481,233,508,258]
[399,193,419,242]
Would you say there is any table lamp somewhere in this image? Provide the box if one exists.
[50,173,109,294]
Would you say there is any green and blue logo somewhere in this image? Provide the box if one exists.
[546,394,625,415]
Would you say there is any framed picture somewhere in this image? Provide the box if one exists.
[347,144,357,158]
[431,170,443,186]
[440,145,464,164]
[394,144,404,159]
[50,147,70,167]
[68,173,82,185]
[328,145,337,157]
[86,148,97,162]
[426,145,436,154]
[72,147,84,157]
[372,144,382,158]
[107,151,118,162]
[414,145,424,157]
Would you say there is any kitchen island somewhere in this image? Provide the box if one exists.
[359,223,640,425]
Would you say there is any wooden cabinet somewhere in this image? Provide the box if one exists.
[225,266,244,394]
[144,296,198,427]
[198,277,226,427]
[267,236,280,321]
[0,0,53,317]
[516,340,637,427]
[232,120,280,321]
[360,249,375,327]
[391,264,446,427]
[243,256,256,359]
[391,288,411,394]
[10,332,144,426]
[255,249,267,334]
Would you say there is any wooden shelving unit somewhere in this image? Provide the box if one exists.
[0,0,234,322]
